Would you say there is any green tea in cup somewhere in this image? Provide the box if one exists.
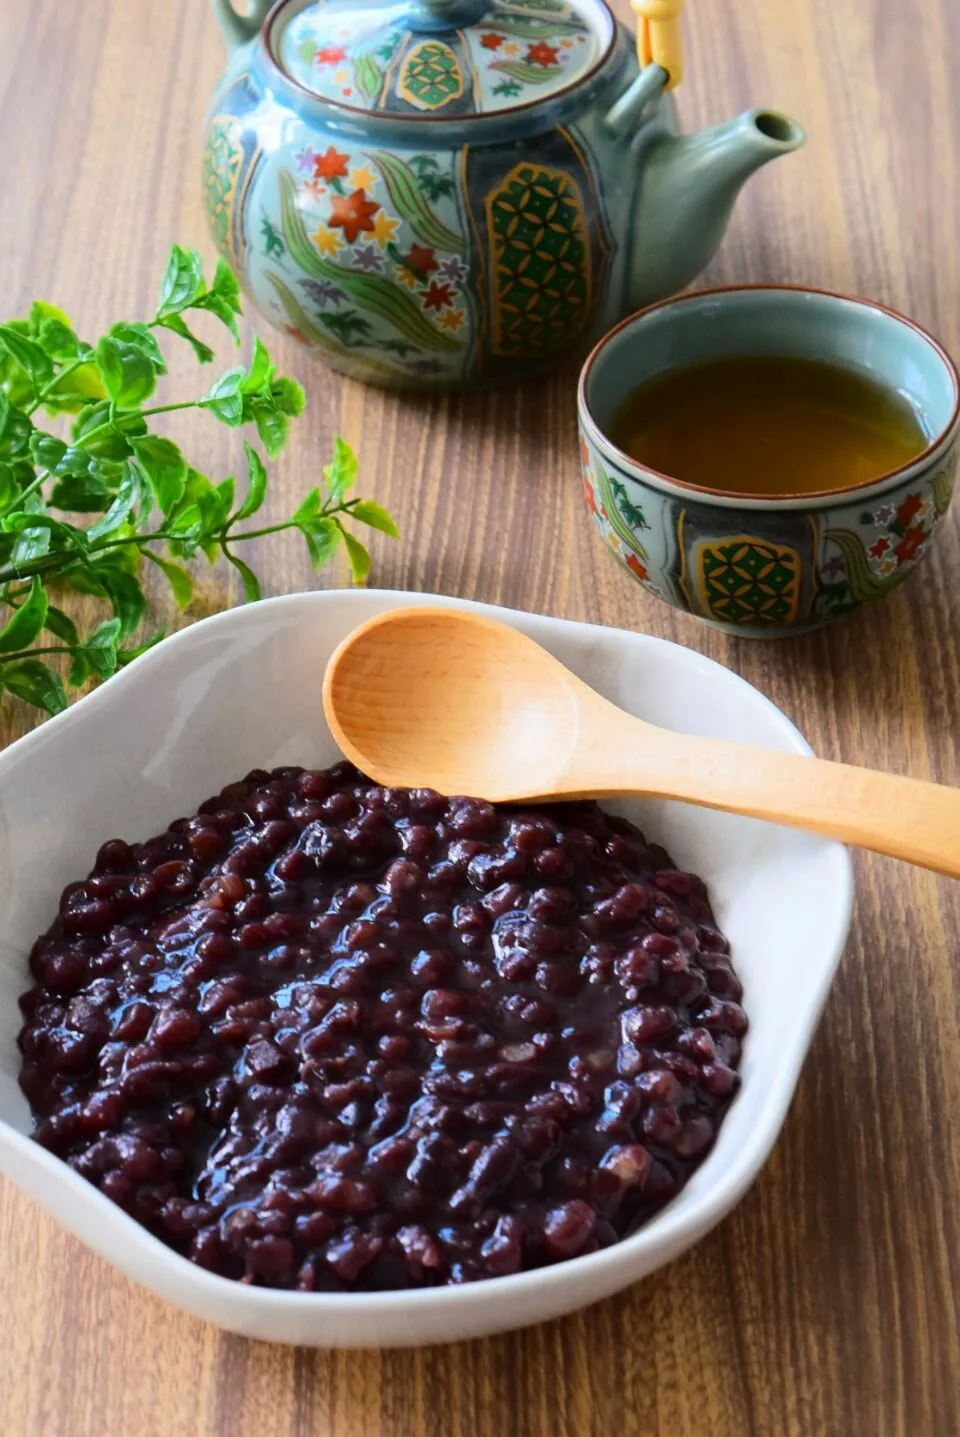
[608,353,929,498]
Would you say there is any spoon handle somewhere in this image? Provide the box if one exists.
[601,731,960,878]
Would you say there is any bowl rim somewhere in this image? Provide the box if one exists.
[0,589,854,1319]
[578,283,960,508]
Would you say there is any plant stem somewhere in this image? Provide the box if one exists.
[229,519,300,541]
[0,530,176,587]
[0,645,74,664]
[232,499,357,542]
[141,401,200,420]
[25,357,88,415]
[14,469,51,508]
[73,399,199,451]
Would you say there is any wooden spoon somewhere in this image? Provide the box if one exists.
[323,607,960,878]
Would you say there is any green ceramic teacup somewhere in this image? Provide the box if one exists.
[577,286,960,634]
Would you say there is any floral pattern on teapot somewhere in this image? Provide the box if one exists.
[203,67,615,387]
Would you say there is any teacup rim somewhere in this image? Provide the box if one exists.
[578,283,960,507]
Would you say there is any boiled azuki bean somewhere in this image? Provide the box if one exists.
[18,763,743,1292]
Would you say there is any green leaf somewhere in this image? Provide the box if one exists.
[30,432,67,470]
[252,403,287,459]
[40,361,106,413]
[49,469,113,512]
[28,300,73,333]
[117,629,165,666]
[71,401,145,458]
[108,323,168,375]
[3,511,78,540]
[213,476,235,527]
[212,257,241,307]
[10,492,52,565]
[67,649,91,687]
[0,462,27,510]
[10,528,51,567]
[87,460,143,540]
[53,444,122,484]
[156,245,205,320]
[81,618,122,677]
[2,659,67,715]
[196,294,241,343]
[156,314,215,364]
[44,606,79,647]
[144,549,194,608]
[337,522,371,584]
[242,338,273,393]
[324,436,358,503]
[202,367,245,426]
[34,317,82,363]
[195,259,242,342]
[0,397,33,460]
[349,499,399,538]
[298,515,340,570]
[0,325,54,386]
[225,550,262,602]
[293,487,321,523]
[95,335,157,409]
[130,435,186,515]
[166,465,216,534]
[71,401,110,440]
[233,442,268,521]
[0,576,48,653]
[99,565,147,637]
[271,376,306,417]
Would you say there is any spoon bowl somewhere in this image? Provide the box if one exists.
[324,605,960,876]
[324,608,584,799]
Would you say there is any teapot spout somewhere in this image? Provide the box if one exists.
[627,109,805,310]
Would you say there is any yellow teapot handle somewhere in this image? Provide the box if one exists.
[631,0,685,91]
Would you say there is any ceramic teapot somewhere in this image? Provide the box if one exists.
[204,0,804,389]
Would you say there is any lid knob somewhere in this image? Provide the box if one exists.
[631,0,685,90]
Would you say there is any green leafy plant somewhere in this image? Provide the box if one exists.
[0,245,398,717]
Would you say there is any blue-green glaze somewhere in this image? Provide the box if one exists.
[203,0,803,390]
[578,287,960,635]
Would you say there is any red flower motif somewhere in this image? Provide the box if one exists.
[626,554,649,581]
[895,492,923,529]
[315,46,347,65]
[328,188,380,244]
[480,32,505,49]
[282,325,310,345]
[404,244,438,277]
[526,41,560,67]
[579,436,590,467]
[895,523,926,565]
[423,281,454,312]
[582,474,597,515]
[314,146,350,183]
[869,536,890,559]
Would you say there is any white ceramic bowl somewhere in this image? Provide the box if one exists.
[0,590,852,1347]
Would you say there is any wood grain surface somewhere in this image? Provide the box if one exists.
[1,1,958,1433]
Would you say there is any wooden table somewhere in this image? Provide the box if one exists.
[2,0,959,1432]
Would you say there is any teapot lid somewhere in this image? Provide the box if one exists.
[268,0,616,118]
